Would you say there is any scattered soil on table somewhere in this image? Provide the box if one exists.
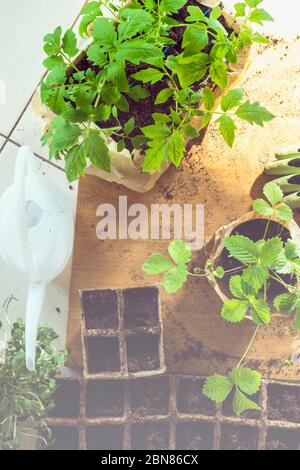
[73,0,231,151]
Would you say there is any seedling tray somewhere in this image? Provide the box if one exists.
[47,375,300,450]
[80,287,165,378]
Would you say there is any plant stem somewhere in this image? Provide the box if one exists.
[236,326,259,369]
[224,265,244,275]
[263,219,271,240]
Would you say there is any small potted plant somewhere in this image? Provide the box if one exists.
[39,0,274,192]
[142,182,300,415]
[0,297,68,450]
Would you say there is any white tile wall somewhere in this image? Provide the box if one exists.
[0,0,85,136]
[0,136,5,150]
[0,141,77,349]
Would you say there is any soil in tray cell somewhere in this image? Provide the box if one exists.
[81,290,119,330]
[86,425,124,450]
[49,380,81,419]
[126,334,161,373]
[123,286,160,329]
[177,377,216,416]
[131,422,170,450]
[86,336,121,374]
[86,379,125,418]
[266,427,300,450]
[130,376,170,416]
[46,426,79,450]
[267,383,300,423]
[176,422,214,450]
[220,423,259,450]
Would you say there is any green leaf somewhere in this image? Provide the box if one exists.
[87,43,106,66]
[159,0,187,14]
[245,0,263,7]
[183,25,208,55]
[167,53,209,88]
[276,240,300,274]
[155,88,175,105]
[252,199,273,217]
[224,235,258,264]
[236,101,275,127]
[118,8,154,39]
[183,124,198,138]
[52,122,81,150]
[217,115,237,148]
[243,264,268,291]
[65,145,87,182]
[221,299,249,323]
[81,130,111,172]
[62,30,78,57]
[203,375,233,404]
[203,87,215,111]
[142,254,174,275]
[251,32,270,44]
[168,240,192,265]
[132,68,165,85]
[124,117,135,135]
[250,299,271,326]
[274,293,298,315]
[210,61,228,89]
[274,204,293,222]
[168,130,185,167]
[127,85,151,101]
[95,104,111,121]
[295,307,300,331]
[229,367,261,395]
[62,108,88,123]
[142,124,171,140]
[93,18,117,51]
[260,237,282,267]
[234,2,246,17]
[249,8,274,25]
[152,113,171,124]
[221,89,244,112]
[117,40,163,65]
[80,1,101,15]
[186,6,206,23]
[229,275,245,299]
[263,181,283,206]
[43,26,62,56]
[163,265,188,294]
[233,389,261,416]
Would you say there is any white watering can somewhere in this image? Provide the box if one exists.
[0,146,74,370]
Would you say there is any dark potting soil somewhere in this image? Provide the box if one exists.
[126,333,160,372]
[73,0,231,152]
[219,219,296,300]
[86,425,125,450]
[266,427,300,450]
[177,377,217,416]
[130,376,170,416]
[176,421,214,450]
[81,289,119,330]
[123,286,160,329]
[86,336,121,374]
[267,383,300,423]
[50,379,81,419]
[131,422,170,450]
[219,423,259,450]
[86,379,125,418]
[46,426,79,450]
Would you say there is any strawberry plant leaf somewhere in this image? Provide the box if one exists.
[221,299,249,323]
[274,204,293,222]
[224,235,258,265]
[168,240,192,265]
[250,299,271,326]
[163,265,188,294]
[233,389,261,416]
[252,199,273,217]
[229,367,261,395]
[203,375,233,404]
[142,254,174,275]
[263,181,283,206]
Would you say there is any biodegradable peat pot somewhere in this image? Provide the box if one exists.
[36,0,252,193]
[208,211,300,304]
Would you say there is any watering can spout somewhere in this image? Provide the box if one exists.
[25,282,46,371]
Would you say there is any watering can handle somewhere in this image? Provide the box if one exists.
[25,282,46,371]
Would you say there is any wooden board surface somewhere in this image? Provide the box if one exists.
[67,37,300,380]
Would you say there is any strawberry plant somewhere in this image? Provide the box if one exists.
[41,0,274,182]
[142,182,300,415]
